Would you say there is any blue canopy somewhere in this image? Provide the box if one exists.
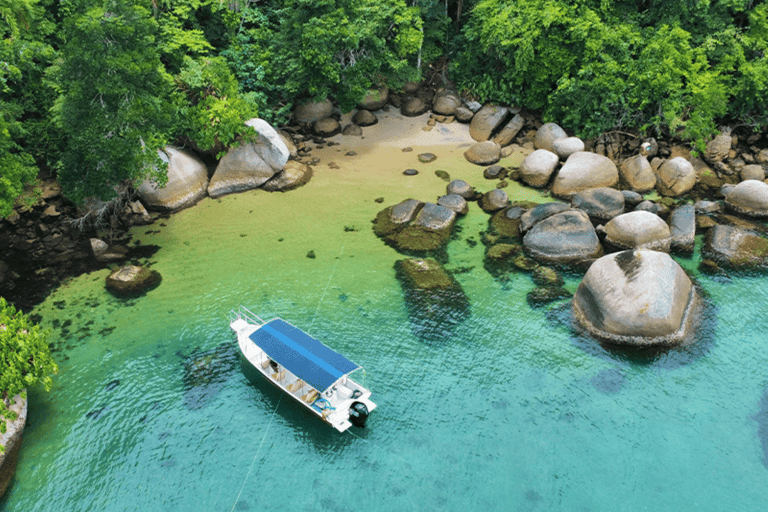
[249,318,360,392]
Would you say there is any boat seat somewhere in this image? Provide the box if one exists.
[287,380,305,393]
[272,370,286,382]
[302,389,319,403]
[261,360,271,370]
[336,385,353,400]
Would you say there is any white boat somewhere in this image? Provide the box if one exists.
[229,306,376,432]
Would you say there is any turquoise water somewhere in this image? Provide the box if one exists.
[3,152,768,510]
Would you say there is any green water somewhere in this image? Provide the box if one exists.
[3,140,768,511]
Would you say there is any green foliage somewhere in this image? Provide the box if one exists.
[227,0,423,116]
[453,0,767,148]
[0,297,58,425]
[53,0,174,204]
[172,54,259,154]
[0,115,37,218]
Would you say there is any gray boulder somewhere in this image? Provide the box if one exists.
[437,194,468,215]
[620,154,656,193]
[138,146,208,211]
[705,131,732,165]
[573,250,697,345]
[314,117,341,137]
[519,149,559,187]
[432,90,462,116]
[519,202,570,233]
[464,141,501,165]
[479,189,509,212]
[634,200,660,215]
[703,224,768,268]
[534,123,567,152]
[552,137,585,160]
[469,105,509,141]
[604,211,671,252]
[669,204,696,254]
[551,151,619,199]
[454,106,474,123]
[390,199,423,225]
[446,179,475,199]
[571,187,625,221]
[414,202,457,231]
[245,119,291,171]
[352,109,378,126]
[401,97,429,117]
[357,87,389,111]
[656,157,696,197]
[741,164,765,182]
[293,98,334,124]
[492,114,524,147]
[523,210,602,265]
[209,132,287,199]
[622,190,643,207]
[724,179,768,217]
[261,161,313,192]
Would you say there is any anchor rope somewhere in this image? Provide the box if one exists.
[230,393,283,512]
[309,245,345,330]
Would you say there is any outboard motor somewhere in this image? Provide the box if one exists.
[348,401,369,428]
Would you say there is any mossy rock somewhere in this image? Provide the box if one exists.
[513,255,539,271]
[527,286,572,307]
[486,243,522,261]
[531,266,563,287]
[435,170,451,182]
[105,265,162,297]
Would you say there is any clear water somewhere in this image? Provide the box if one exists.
[3,122,768,511]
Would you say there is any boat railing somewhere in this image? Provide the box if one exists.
[229,305,266,326]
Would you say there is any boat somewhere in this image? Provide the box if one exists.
[229,306,376,432]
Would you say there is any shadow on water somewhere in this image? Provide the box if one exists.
[754,384,768,469]
[545,285,718,370]
[180,342,239,410]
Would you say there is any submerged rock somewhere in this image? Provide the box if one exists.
[395,258,470,342]
[573,250,698,346]
[105,265,162,297]
[182,343,238,410]
[373,200,457,254]
[702,224,768,268]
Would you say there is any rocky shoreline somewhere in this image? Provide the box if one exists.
[2,81,768,320]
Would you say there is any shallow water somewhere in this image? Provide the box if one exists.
[3,115,768,511]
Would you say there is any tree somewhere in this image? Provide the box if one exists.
[53,0,174,204]
[0,297,57,446]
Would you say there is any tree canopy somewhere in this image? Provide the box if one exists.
[2,0,768,214]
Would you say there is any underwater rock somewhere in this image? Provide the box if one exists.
[182,343,238,410]
[573,250,698,346]
[702,224,768,269]
[394,258,470,342]
[526,286,571,307]
[105,265,162,297]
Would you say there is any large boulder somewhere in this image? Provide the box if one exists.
[604,211,671,252]
[352,109,378,127]
[573,250,698,346]
[105,265,162,297]
[655,157,696,197]
[552,137,585,160]
[519,149,559,188]
[293,98,334,124]
[669,205,696,254]
[137,146,208,211]
[313,117,341,137]
[394,258,470,342]
[432,89,462,116]
[534,123,567,152]
[551,152,619,199]
[372,200,457,253]
[523,209,603,265]
[571,187,625,221]
[724,179,768,217]
[357,87,389,111]
[401,97,429,117]
[702,224,768,268]
[704,131,732,165]
[261,161,313,192]
[245,119,291,171]
[464,141,501,165]
[492,114,524,147]
[209,145,279,198]
[519,202,570,233]
[620,154,657,193]
[469,105,509,141]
